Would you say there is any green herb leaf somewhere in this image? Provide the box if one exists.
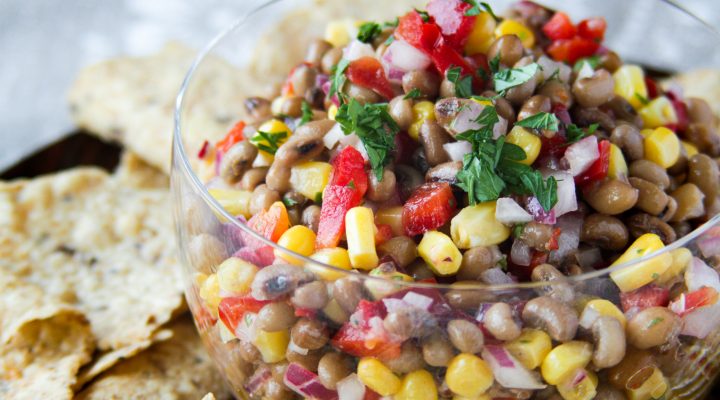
[566,123,599,143]
[403,88,422,100]
[572,55,600,72]
[463,0,500,21]
[447,66,474,98]
[335,99,399,181]
[648,317,664,328]
[635,92,650,105]
[512,223,526,238]
[384,35,395,46]
[329,58,350,104]
[493,63,539,93]
[515,112,559,131]
[415,9,430,22]
[357,22,382,43]
[282,196,299,208]
[383,18,399,28]
[250,130,288,155]
[489,53,501,74]
[299,101,313,126]
[456,155,506,205]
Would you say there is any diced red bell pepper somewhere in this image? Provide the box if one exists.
[426,0,475,50]
[364,389,381,400]
[670,287,719,317]
[245,202,290,248]
[542,12,577,41]
[329,146,368,204]
[218,295,270,332]
[431,43,481,87]
[295,307,318,319]
[346,57,396,100]
[645,77,660,99]
[216,121,246,154]
[575,139,610,185]
[316,185,360,249]
[331,300,402,359]
[539,133,569,159]
[546,228,562,251]
[402,182,457,236]
[577,17,607,41]
[508,251,548,281]
[620,284,670,314]
[375,224,393,245]
[547,36,600,64]
[670,98,690,133]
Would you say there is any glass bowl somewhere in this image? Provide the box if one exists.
[172,0,720,398]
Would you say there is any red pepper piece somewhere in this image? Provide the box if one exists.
[375,224,393,245]
[575,139,610,185]
[329,146,368,204]
[670,98,690,133]
[245,202,290,247]
[331,300,402,359]
[542,12,577,41]
[620,284,670,314]
[426,0,475,50]
[670,287,719,317]
[346,57,396,100]
[216,121,246,154]
[645,77,660,99]
[402,182,457,236]
[218,295,270,332]
[546,228,562,251]
[577,17,607,41]
[316,185,360,249]
[547,36,600,64]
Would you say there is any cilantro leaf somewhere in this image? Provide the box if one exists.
[403,88,422,100]
[282,196,299,208]
[493,63,539,93]
[250,130,288,155]
[329,59,350,104]
[447,66,474,98]
[635,92,650,105]
[299,101,313,126]
[489,53,501,74]
[463,0,500,21]
[384,35,395,46]
[456,155,506,205]
[566,123,599,143]
[497,160,558,211]
[383,18,398,28]
[515,112,559,131]
[415,9,430,22]
[572,55,600,72]
[335,99,399,180]
[357,22,382,43]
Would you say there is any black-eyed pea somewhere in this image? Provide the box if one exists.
[626,307,679,349]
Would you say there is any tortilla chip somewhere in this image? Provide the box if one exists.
[0,167,183,351]
[201,393,217,400]
[664,69,720,118]
[75,316,232,400]
[114,151,169,189]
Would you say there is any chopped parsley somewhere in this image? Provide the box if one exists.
[447,66,474,98]
[516,112,559,131]
[383,18,399,28]
[566,123,599,143]
[335,98,399,181]
[635,92,650,105]
[250,130,287,155]
[489,53,501,74]
[415,9,430,22]
[357,22,382,43]
[329,58,350,104]
[463,0,500,21]
[573,55,600,72]
[314,192,323,205]
[299,101,313,126]
[493,63,539,93]
[512,223,526,238]
[282,196,299,208]
[403,88,422,100]
[384,35,395,46]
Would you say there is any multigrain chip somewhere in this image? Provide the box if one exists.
[0,167,183,351]
[75,316,232,400]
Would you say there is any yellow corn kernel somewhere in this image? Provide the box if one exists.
[199,273,221,317]
[418,231,463,276]
[289,161,332,200]
[346,207,379,270]
[627,366,668,400]
[557,369,598,400]
[357,357,402,396]
[271,96,285,116]
[366,266,414,299]
[252,150,274,167]
[613,65,648,109]
[464,12,497,55]
[409,101,436,140]
[657,247,693,284]
[505,329,552,370]
[639,96,678,128]
[609,233,673,292]
[395,369,438,400]
[328,104,339,120]
[682,140,699,157]
[306,247,352,281]
[274,225,317,265]
[375,206,404,236]
[322,298,349,324]
[453,396,491,400]
[494,20,535,48]
[644,127,680,168]
[324,19,356,48]
[208,189,252,219]
[253,329,290,363]
[216,257,259,295]
[451,202,510,249]
[506,126,541,165]
[253,119,292,156]
[583,299,627,329]
[608,143,629,179]
[541,341,593,385]
[446,354,494,398]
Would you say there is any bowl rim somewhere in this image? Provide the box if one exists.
[173,0,720,291]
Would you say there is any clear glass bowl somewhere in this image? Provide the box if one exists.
[172,0,720,398]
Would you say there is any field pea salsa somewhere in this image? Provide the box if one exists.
[194,0,720,399]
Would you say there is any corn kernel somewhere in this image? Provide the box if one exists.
[657,247,693,284]
[639,96,678,128]
[328,104,339,120]
[557,369,598,400]
[357,357,402,396]
[395,369,438,400]
[418,231,463,276]
[613,65,648,109]
[208,189,252,218]
[409,101,436,140]
[627,366,668,400]
[253,119,292,157]
[199,273,221,317]
[494,20,535,48]
[609,233,673,292]
[644,127,680,168]
[275,225,317,265]
[366,266,414,299]
[607,143,629,179]
[451,202,510,249]
[375,206,404,237]
[446,354,494,398]
[252,150,274,168]
[306,247,352,281]
[216,257,259,295]
[453,396,491,400]
[541,341,593,385]
[271,97,286,116]
[506,126,541,165]
[290,161,332,200]
[505,329,552,370]
[464,12,497,55]
[324,19,357,48]
[322,298,349,324]
[682,140,699,157]
[253,329,290,363]
[582,299,627,329]
[346,207,379,270]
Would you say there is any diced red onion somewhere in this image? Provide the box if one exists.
[384,40,431,72]
[480,268,515,285]
[337,374,366,400]
[493,116,508,139]
[555,107,572,126]
[450,101,483,133]
[576,247,603,270]
[496,197,533,225]
[549,212,583,264]
[443,141,472,162]
[244,365,272,394]
[537,55,572,83]
[284,363,339,400]
[476,303,493,322]
[386,67,406,81]
[563,135,599,176]
[321,80,331,96]
[482,345,547,389]
[316,73,329,90]
[526,197,556,224]
[234,312,258,342]
[698,228,720,257]
[681,302,720,339]
[323,123,345,149]
[541,170,577,218]
[381,298,407,314]
[234,245,275,267]
[511,239,532,267]
[402,291,434,311]
[344,40,376,61]
[685,257,720,293]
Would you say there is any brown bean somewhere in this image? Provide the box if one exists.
[518,95,552,121]
[606,96,641,126]
[572,69,615,108]
[257,302,297,331]
[333,276,366,313]
[685,123,720,157]
[290,65,317,99]
[627,307,679,349]
[688,153,720,207]
[389,96,413,130]
[445,282,495,310]
[251,264,315,301]
[395,165,424,201]
[250,184,281,215]
[291,281,329,310]
[237,339,261,363]
[420,121,452,166]
[483,303,522,341]
[434,97,467,129]
[267,120,334,191]
[599,51,622,72]
[581,213,629,251]
[522,296,579,342]
[321,47,343,74]
[384,307,434,339]
[240,167,268,191]
[629,160,670,189]
[378,236,418,268]
[383,342,425,374]
[504,57,538,106]
[280,96,304,117]
[591,316,626,368]
[610,124,644,161]
[608,349,656,391]
[494,97,516,125]
[291,318,328,350]
[530,263,575,303]
[345,82,383,104]
[286,348,322,372]
[439,77,455,98]
[244,97,272,122]
[585,178,639,215]
[425,161,462,184]
[487,34,524,67]
[669,183,705,222]
[448,319,485,353]
[457,246,498,281]
[402,69,440,99]
[219,141,258,183]
[406,259,435,281]
[573,107,616,132]
[317,352,352,389]
[367,169,397,202]
[686,97,715,125]
[626,213,677,244]
[305,39,332,65]
[520,222,554,251]
[537,80,573,108]
[629,177,669,216]
[422,334,455,367]
[301,205,321,233]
